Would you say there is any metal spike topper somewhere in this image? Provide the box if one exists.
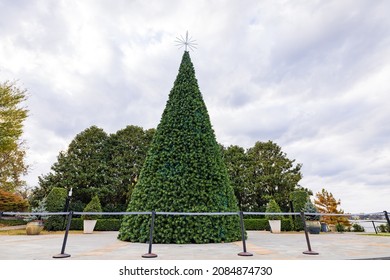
[175,31,197,51]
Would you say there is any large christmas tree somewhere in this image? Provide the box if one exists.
[118,51,241,244]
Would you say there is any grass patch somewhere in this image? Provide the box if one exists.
[362,233,390,237]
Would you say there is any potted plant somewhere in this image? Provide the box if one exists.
[82,195,102,234]
[25,198,47,235]
[265,199,282,233]
[303,200,321,234]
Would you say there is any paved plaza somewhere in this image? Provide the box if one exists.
[0,230,389,260]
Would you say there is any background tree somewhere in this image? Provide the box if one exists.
[0,189,29,211]
[118,52,241,244]
[104,125,155,211]
[31,125,154,212]
[314,188,350,227]
[290,190,309,230]
[244,141,302,212]
[32,126,109,211]
[222,145,253,211]
[0,81,29,193]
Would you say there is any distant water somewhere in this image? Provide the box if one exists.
[350,220,387,233]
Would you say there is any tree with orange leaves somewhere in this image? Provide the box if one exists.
[314,188,351,227]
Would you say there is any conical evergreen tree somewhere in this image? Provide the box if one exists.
[118,51,241,244]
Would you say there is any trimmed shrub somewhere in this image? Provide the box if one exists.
[290,190,309,231]
[244,219,269,230]
[378,224,390,233]
[82,195,102,220]
[336,223,345,232]
[70,218,121,231]
[0,189,29,212]
[351,223,365,232]
[265,199,282,220]
[44,187,67,231]
[244,218,293,231]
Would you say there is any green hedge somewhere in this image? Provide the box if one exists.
[69,218,121,231]
[66,217,297,232]
[244,218,293,231]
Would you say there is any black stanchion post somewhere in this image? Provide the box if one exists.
[238,211,253,256]
[372,221,378,234]
[384,211,390,228]
[53,211,73,258]
[300,212,319,255]
[142,211,158,258]
[0,212,3,219]
[62,188,72,230]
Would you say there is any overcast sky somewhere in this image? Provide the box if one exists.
[1,0,389,214]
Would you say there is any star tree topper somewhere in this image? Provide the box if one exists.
[175,31,197,51]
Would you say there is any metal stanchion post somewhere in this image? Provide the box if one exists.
[384,211,390,228]
[372,221,378,234]
[238,211,253,256]
[142,211,158,258]
[62,188,72,230]
[53,211,73,258]
[300,212,319,255]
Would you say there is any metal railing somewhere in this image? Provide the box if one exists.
[1,210,389,259]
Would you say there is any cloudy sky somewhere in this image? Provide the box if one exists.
[1,0,389,214]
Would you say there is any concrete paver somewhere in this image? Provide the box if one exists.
[0,231,389,260]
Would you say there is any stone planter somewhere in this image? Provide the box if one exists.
[306,221,321,234]
[328,224,336,232]
[26,221,44,235]
[268,220,281,233]
[83,220,97,234]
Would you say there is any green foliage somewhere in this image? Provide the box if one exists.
[222,141,303,212]
[244,219,269,230]
[44,187,67,231]
[222,145,250,211]
[0,81,29,192]
[244,218,292,231]
[265,199,282,220]
[104,126,155,212]
[118,52,241,244]
[69,218,121,231]
[0,189,29,211]
[24,198,47,222]
[31,125,154,212]
[336,223,345,232]
[82,195,102,220]
[351,223,365,232]
[378,224,390,233]
[303,200,320,221]
[0,219,27,227]
[290,190,309,230]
